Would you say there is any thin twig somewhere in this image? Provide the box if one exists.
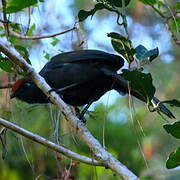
[151,5,166,18]
[25,7,31,35]
[0,117,102,166]
[0,24,76,40]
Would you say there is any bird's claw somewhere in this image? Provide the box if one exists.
[48,88,57,93]
[78,114,86,124]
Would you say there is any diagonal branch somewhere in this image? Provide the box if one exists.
[0,40,139,180]
[0,117,102,166]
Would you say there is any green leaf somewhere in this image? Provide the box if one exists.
[166,147,180,169]
[14,45,31,64]
[9,22,21,33]
[122,69,156,102]
[6,0,37,13]
[78,3,106,22]
[51,37,59,46]
[162,99,180,107]
[27,24,36,36]
[0,54,14,72]
[108,32,131,46]
[163,121,180,139]
[135,45,159,62]
[157,0,165,8]
[106,0,131,7]
[169,18,180,34]
[176,2,180,10]
[138,0,156,5]
[107,32,135,63]
[44,52,50,60]
[0,27,6,37]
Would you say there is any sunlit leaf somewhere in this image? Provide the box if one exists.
[166,147,180,169]
[163,121,180,139]
[107,32,135,63]
[108,32,131,46]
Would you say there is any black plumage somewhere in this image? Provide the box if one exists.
[10,50,175,119]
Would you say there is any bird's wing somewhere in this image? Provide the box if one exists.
[40,50,124,74]
[40,62,107,89]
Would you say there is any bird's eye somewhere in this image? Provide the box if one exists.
[24,82,31,88]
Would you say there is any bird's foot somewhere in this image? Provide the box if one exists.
[49,88,58,93]
[74,107,86,124]
[47,88,64,102]
[78,114,86,124]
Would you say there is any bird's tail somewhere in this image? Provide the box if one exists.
[113,74,175,119]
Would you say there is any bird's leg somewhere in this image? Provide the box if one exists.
[72,107,85,123]
[49,84,95,122]
[78,99,95,121]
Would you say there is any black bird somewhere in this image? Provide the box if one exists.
[10,50,175,119]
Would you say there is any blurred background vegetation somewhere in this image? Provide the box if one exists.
[0,0,179,179]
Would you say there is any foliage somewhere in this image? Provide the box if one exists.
[135,45,159,62]
[163,121,180,139]
[107,32,134,63]
[162,99,180,107]
[122,69,155,102]
[6,0,38,13]
[78,3,107,22]
[0,53,14,72]
[0,0,179,179]
[166,146,180,169]
[163,120,180,169]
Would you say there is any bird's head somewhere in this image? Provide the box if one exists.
[10,78,33,99]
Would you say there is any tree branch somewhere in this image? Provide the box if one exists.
[0,117,102,166]
[10,27,77,40]
[0,24,76,40]
[0,40,139,180]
